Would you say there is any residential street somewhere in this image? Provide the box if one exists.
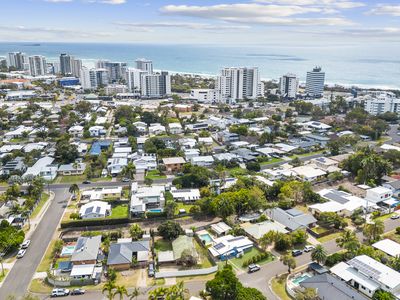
[0,187,69,299]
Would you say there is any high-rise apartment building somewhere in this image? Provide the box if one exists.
[71,59,82,78]
[279,73,299,99]
[8,52,28,71]
[28,55,47,76]
[306,66,325,97]
[216,67,263,102]
[140,71,171,98]
[96,60,127,82]
[126,68,147,93]
[80,67,109,89]
[60,53,73,76]
[135,58,153,74]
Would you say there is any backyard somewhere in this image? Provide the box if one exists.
[110,204,129,218]
[145,170,167,180]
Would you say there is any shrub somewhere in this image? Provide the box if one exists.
[60,217,130,228]
[69,212,80,220]
[325,252,345,267]
[396,227,400,235]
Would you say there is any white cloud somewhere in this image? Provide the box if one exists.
[369,5,400,17]
[160,3,354,26]
[254,0,365,9]
[114,21,250,31]
[100,0,126,4]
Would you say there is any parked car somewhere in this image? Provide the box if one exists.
[82,180,91,184]
[70,288,85,295]
[248,264,261,273]
[292,249,302,257]
[16,249,26,258]
[21,240,31,249]
[122,177,131,182]
[391,214,400,220]
[304,245,315,252]
[148,262,155,277]
[51,288,70,297]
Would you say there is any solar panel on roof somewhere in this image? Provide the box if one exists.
[214,243,225,250]
[227,236,245,242]
[325,192,349,205]
[85,207,93,214]
[349,258,381,280]
[286,208,303,217]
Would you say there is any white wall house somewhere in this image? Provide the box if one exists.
[79,201,111,219]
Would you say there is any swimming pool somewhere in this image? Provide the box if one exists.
[148,208,163,213]
[200,233,213,243]
[292,273,312,285]
[60,245,76,256]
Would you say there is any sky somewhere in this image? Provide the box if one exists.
[0,0,400,45]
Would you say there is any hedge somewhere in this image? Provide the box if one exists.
[60,217,130,228]
[146,211,167,219]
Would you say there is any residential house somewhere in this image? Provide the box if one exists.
[149,123,166,135]
[310,157,340,172]
[179,138,197,149]
[107,157,128,176]
[79,201,111,219]
[89,125,106,137]
[172,235,198,263]
[241,220,288,241]
[170,187,201,202]
[23,156,57,181]
[383,180,400,197]
[68,125,84,138]
[71,235,102,265]
[186,123,208,132]
[57,163,86,176]
[130,182,165,216]
[4,125,32,140]
[300,273,370,300]
[216,131,240,144]
[266,208,317,232]
[330,255,400,299]
[107,239,150,270]
[191,155,214,167]
[169,123,183,135]
[132,121,147,134]
[365,186,397,208]
[372,239,400,257]
[208,235,253,260]
[304,134,330,147]
[291,165,327,182]
[198,137,213,146]
[132,153,157,172]
[0,157,27,176]
[89,140,111,156]
[310,189,376,217]
[231,148,259,162]
[184,149,200,161]
[81,187,122,202]
[162,157,186,174]
[213,152,239,162]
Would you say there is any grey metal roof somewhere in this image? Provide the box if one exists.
[301,273,369,300]
[324,190,350,205]
[71,235,102,262]
[107,241,150,265]
[268,208,317,231]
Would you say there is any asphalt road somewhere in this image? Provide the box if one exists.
[386,124,400,144]
[0,187,69,299]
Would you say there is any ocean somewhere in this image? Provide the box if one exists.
[0,42,399,89]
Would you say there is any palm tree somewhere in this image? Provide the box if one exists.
[113,285,128,300]
[336,229,360,255]
[311,245,327,265]
[363,220,385,242]
[69,183,80,197]
[129,224,143,241]
[281,254,296,273]
[6,203,23,218]
[169,281,189,299]
[149,287,168,300]
[102,280,116,300]
[121,162,136,180]
[21,207,32,228]
[129,287,141,300]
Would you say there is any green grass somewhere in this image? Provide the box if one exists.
[289,150,325,159]
[176,202,195,214]
[317,231,342,243]
[145,170,167,180]
[37,239,56,272]
[110,204,129,218]
[227,248,274,270]
[311,226,330,235]
[91,176,112,182]
[384,231,400,244]
[228,167,249,177]
[0,269,9,282]
[154,239,173,252]
[29,278,53,294]
[194,239,213,268]
[373,213,394,222]
[55,174,86,184]
[31,193,50,219]
[260,158,284,165]
[271,275,291,300]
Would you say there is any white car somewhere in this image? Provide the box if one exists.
[304,245,315,252]
[391,214,400,220]
[21,240,31,249]
[16,249,26,258]
[51,288,70,297]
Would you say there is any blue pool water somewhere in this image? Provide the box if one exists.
[148,208,162,213]
[292,273,312,285]
[60,245,76,256]
[200,233,213,243]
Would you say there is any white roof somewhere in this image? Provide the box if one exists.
[210,222,232,235]
[169,122,182,129]
[291,165,327,179]
[275,143,298,152]
[23,156,55,178]
[241,221,288,240]
[192,155,214,163]
[95,116,107,125]
[372,239,400,257]
[79,201,111,217]
[162,157,186,164]
[381,144,400,152]
[70,264,95,276]
[209,235,253,257]
[256,147,284,155]
[0,144,24,153]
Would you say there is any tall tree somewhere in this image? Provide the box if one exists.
[281,254,296,273]
[311,245,327,265]
[336,230,360,256]
[113,285,128,300]
[102,280,116,300]
[363,220,384,242]
[69,183,80,196]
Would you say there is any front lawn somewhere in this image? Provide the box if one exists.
[31,192,50,219]
[317,231,342,243]
[260,158,284,165]
[289,150,325,159]
[145,170,167,180]
[110,204,129,218]
[55,175,86,184]
[373,213,394,222]
[29,278,53,294]
[228,248,274,270]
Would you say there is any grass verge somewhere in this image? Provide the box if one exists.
[317,231,342,243]
[31,193,50,219]
[271,274,291,300]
